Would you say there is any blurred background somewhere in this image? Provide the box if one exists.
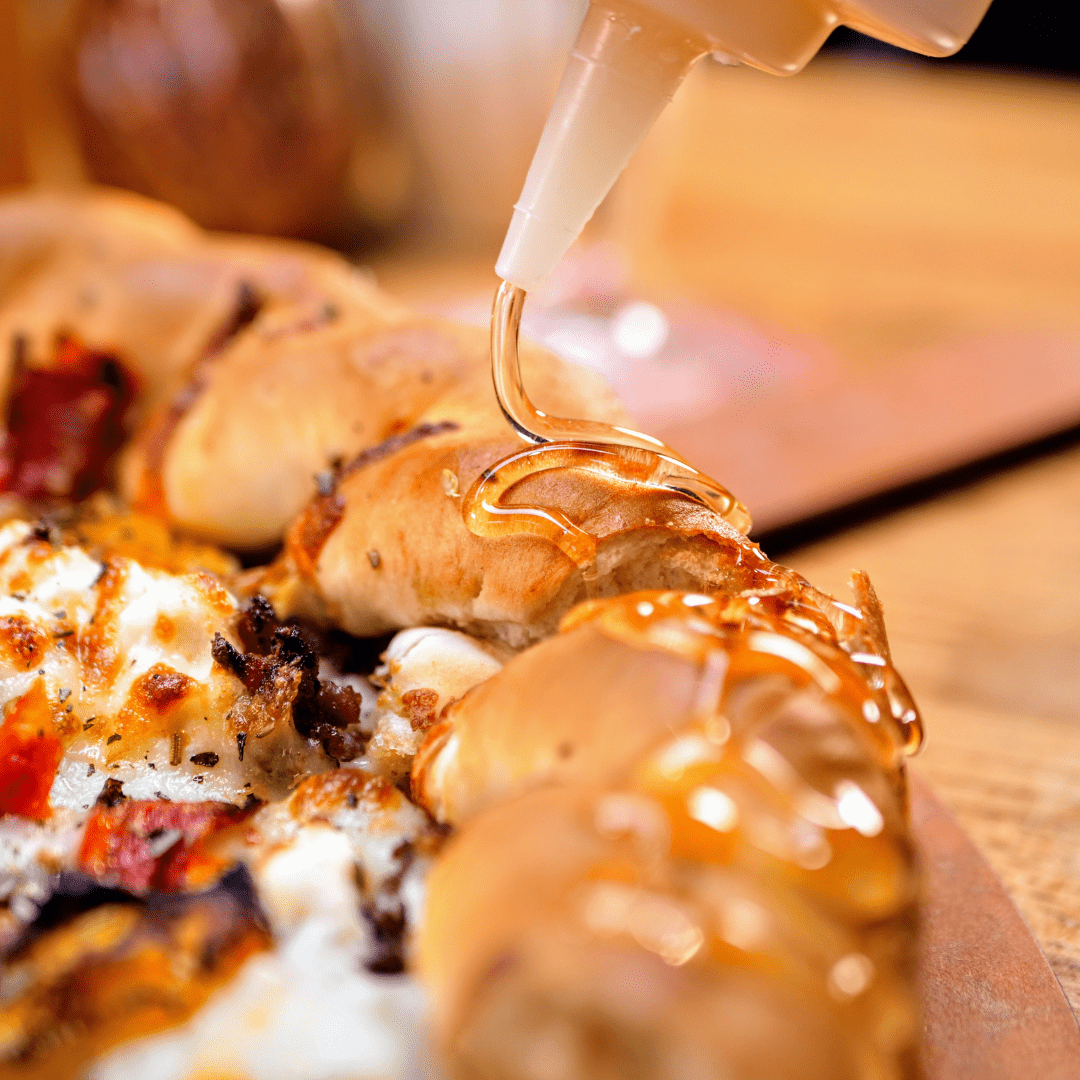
[7,0,1076,532]
[2,0,1080,1010]
[0,0,585,246]
[1,0,1079,570]
[1,0,1074,246]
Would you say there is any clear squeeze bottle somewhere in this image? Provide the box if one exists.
[498,0,995,291]
[466,0,994,564]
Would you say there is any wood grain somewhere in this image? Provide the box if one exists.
[912,775,1080,1079]
[785,446,1080,1011]
[612,58,1080,373]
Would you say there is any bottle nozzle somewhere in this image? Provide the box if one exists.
[496,1,708,292]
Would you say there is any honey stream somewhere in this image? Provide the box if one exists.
[462,282,752,573]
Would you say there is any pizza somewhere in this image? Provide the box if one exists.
[0,189,920,1080]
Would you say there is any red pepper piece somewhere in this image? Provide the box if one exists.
[0,334,138,500]
[0,681,63,820]
[79,799,251,893]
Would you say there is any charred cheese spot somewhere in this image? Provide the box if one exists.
[186,572,237,620]
[7,569,32,594]
[288,769,402,822]
[21,538,58,569]
[129,664,198,716]
[401,687,439,731]
[76,559,128,689]
[0,613,48,669]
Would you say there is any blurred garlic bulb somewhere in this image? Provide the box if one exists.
[17,0,412,242]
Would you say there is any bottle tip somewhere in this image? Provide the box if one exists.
[496,206,578,292]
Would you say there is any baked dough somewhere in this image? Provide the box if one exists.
[0,187,922,1080]
[417,585,919,1080]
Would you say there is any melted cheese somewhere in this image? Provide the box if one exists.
[89,772,437,1080]
[0,523,520,1079]
[368,627,507,774]
[89,920,432,1080]
[0,810,85,931]
[0,520,325,809]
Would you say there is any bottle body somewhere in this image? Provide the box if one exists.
[496,0,994,290]
[644,0,994,75]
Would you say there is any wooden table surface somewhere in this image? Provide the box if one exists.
[785,447,1080,1011]
[608,57,1080,374]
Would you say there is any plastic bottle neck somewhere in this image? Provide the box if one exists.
[496,0,707,291]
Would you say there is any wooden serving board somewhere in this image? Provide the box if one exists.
[912,772,1080,1078]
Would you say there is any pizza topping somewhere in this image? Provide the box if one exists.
[0,522,333,808]
[90,846,427,1080]
[400,688,439,731]
[0,614,49,670]
[365,627,507,779]
[236,593,278,654]
[0,681,63,820]
[78,795,253,894]
[0,334,139,502]
[212,598,367,762]
[362,898,407,975]
[95,777,126,808]
[286,421,461,573]
[0,524,468,1076]
[0,866,271,1075]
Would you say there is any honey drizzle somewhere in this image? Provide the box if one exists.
[468,282,923,754]
[461,441,733,575]
[573,591,919,1012]
[463,282,752,570]
[561,589,923,759]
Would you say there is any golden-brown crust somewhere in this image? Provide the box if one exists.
[121,304,445,548]
[411,624,701,823]
[413,576,915,829]
[0,187,412,541]
[0,188,232,413]
[261,326,759,645]
[177,313,628,560]
[422,783,918,1080]
[1,189,755,644]
[0,189,923,1080]
[417,585,921,1080]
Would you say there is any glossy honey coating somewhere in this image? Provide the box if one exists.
[468,282,753,573]
[414,557,923,824]
[418,579,922,1080]
[562,579,923,755]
